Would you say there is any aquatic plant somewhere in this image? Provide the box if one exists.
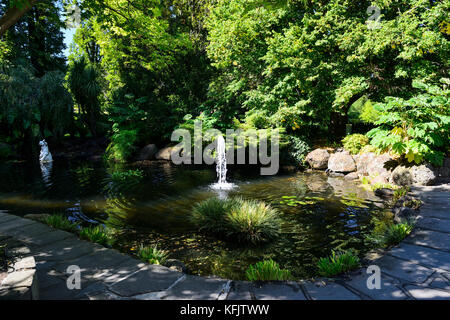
[317,250,360,277]
[245,259,291,281]
[137,245,169,265]
[279,195,323,207]
[227,198,281,244]
[382,222,414,246]
[79,225,113,246]
[192,197,281,244]
[42,214,79,232]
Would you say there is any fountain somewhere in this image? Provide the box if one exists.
[39,140,53,163]
[210,135,235,190]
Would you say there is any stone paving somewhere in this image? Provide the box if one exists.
[0,184,449,300]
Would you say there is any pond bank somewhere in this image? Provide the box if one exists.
[1,183,449,300]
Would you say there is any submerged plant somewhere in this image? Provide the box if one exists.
[137,245,169,265]
[43,214,79,232]
[79,225,113,246]
[245,259,291,281]
[317,250,360,277]
[191,197,281,244]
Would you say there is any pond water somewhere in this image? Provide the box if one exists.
[0,160,388,280]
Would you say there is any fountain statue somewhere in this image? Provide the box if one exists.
[39,140,53,163]
[39,140,53,186]
[211,135,235,191]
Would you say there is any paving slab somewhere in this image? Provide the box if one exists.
[160,276,228,300]
[0,217,36,234]
[416,217,450,233]
[32,237,97,262]
[227,281,253,300]
[371,253,435,284]
[404,285,450,300]
[404,229,450,252]
[109,265,183,297]
[388,243,450,272]
[253,282,306,300]
[343,271,408,300]
[98,257,147,285]
[51,247,131,281]
[302,281,361,300]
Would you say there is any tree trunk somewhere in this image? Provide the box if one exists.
[0,0,38,37]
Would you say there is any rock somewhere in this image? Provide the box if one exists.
[344,172,359,180]
[366,154,396,180]
[327,171,345,177]
[374,188,395,198]
[371,175,389,185]
[436,166,450,178]
[390,166,413,186]
[155,146,177,161]
[410,164,436,186]
[136,144,158,161]
[393,206,417,224]
[305,149,330,170]
[327,152,356,173]
[162,259,188,273]
[355,152,377,175]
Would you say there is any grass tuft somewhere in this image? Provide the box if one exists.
[245,259,291,281]
[317,250,360,277]
[192,197,281,244]
[42,214,79,232]
[137,245,169,265]
[382,222,414,246]
[79,225,113,246]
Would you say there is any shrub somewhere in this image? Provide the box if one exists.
[282,135,310,165]
[79,225,113,246]
[245,259,291,281]
[382,222,414,246]
[317,250,360,277]
[359,144,379,154]
[367,79,449,166]
[138,245,169,265]
[393,187,410,202]
[191,197,281,244]
[43,214,79,232]
[342,134,369,155]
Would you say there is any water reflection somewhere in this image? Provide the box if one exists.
[0,160,387,279]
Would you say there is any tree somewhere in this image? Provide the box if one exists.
[0,0,38,36]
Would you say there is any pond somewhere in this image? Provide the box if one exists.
[0,160,388,280]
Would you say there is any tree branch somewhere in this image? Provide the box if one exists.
[0,0,39,37]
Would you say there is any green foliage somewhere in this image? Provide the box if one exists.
[348,97,380,125]
[105,126,139,162]
[245,259,291,281]
[367,79,449,166]
[359,145,379,155]
[0,64,73,152]
[279,195,323,207]
[342,134,369,155]
[282,136,310,165]
[317,250,360,277]
[79,225,113,246]
[393,187,411,202]
[137,245,169,265]
[67,57,103,137]
[192,197,281,244]
[43,214,79,233]
[376,222,414,247]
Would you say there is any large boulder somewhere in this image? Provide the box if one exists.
[390,166,413,186]
[327,151,356,173]
[355,152,377,175]
[155,146,184,161]
[410,164,436,186]
[305,149,330,170]
[366,154,395,180]
[136,144,158,161]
